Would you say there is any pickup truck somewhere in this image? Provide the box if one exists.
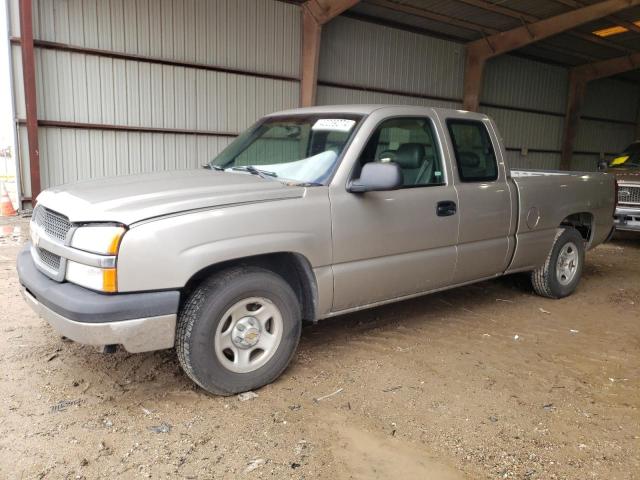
[609,141,640,232]
[17,105,616,395]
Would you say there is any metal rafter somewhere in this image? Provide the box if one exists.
[300,0,360,106]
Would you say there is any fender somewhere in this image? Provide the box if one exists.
[116,190,333,293]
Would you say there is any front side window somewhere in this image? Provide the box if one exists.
[210,115,362,185]
[447,120,498,182]
[356,117,445,187]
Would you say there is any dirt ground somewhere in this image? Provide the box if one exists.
[0,215,638,480]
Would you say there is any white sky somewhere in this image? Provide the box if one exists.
[0,0,16,153]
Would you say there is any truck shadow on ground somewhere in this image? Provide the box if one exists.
[56,235,632,397]
[63,274,528,398]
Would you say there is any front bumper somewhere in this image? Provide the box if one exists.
[17,246,180,353]
[614,206,640,232]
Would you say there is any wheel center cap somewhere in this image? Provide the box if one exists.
[232,317,261,349]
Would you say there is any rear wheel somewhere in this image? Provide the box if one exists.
[531,227,585,299]
[176,266,301,395]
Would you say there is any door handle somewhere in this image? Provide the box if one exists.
[436,201,457,217]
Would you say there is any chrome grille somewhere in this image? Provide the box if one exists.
[36,246,61,271]
[618,185,640,205]
[33,206,72,241]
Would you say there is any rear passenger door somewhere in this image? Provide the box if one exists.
[445,118,514,283]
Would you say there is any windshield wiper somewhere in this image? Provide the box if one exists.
[231,166,278,179]
[294,181,323,187]
[203,164,225,171]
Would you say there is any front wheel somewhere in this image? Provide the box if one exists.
[176,266,301,395]
[531,227,585,299]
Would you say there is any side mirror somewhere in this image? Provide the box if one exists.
[349,162,403,193]
[597,160,608,172]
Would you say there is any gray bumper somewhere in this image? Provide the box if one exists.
[614,206,640,232]
[17,246,180,353]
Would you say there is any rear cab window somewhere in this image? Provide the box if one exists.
[446,120,498,182]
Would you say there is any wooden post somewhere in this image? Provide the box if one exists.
[299,0,360,107]
[19,0,41,202]
[300,7,322,107]
[560,52,640,169]
[560,72,587,170]
[462,48,485,112]
[461,0,640,112]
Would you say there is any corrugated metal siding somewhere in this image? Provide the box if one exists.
[33,49,299,132]
[571,154,599,172]
[317,85,461,110]
[317,16,568,168]
[10,45,25,119]
[37,127,233,188]
[17,126,31,196]
[318,16,633,170]
[11,0,302,193]
[575,119,636,154]
[319,17,464,101]
[504,150,561,171]
[480,107,563,151]
[582,78,639,123]
[482,55,567,114]
[31,0,300,77]
[8,0,20,36]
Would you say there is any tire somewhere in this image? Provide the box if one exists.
[531,227,585,299]
[176,266,301,395]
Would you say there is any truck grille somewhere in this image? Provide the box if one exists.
[36,246,62,271]
[33,206,72,241]
[618,185,640,205]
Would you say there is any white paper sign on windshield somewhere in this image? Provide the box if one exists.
[312,119,356,132]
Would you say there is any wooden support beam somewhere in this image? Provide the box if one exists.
[301,8,323,107]
[573,51,640,80]
[457,0,634,54]
[560,72,588,170]
[560,52,640,169]
[18,0,41,202]
[468,0,640,59]
[369,0,602,62]
[553,0,640,34]
[463,52,486,116]
[463,0,640,111]
[300,0,359,106]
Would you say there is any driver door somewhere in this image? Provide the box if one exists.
[329,115,459,312]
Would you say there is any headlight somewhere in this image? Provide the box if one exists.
[71,225,126,255]
[66,261,118,293]
[67,225,125,292]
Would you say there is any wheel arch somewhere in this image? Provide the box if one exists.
[181,251,319,322]
[560,212,594,245]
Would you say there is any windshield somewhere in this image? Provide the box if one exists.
[609,142,640,169]
[210,115,362,185]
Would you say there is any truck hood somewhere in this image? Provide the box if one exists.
[36,169,306,225]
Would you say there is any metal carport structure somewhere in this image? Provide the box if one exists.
[6,0,640,208]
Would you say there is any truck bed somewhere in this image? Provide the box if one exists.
[505,169,616,273]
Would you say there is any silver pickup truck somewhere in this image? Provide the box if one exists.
[17,105,616,395]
